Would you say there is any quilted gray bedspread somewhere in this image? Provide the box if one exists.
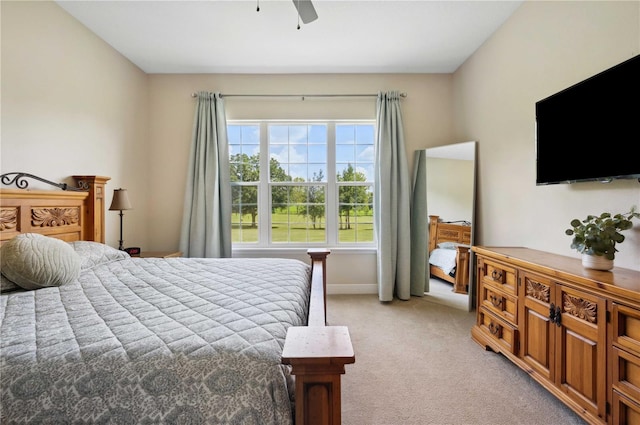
[1,257,311,424]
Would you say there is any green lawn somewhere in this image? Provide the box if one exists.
[232,211,373,243]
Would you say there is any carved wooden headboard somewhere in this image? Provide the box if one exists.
[428,215,472,253]
[0,175,110,245]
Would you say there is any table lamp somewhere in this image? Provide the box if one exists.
[109,188,132,250]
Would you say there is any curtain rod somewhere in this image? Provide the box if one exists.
[190,92,407,99]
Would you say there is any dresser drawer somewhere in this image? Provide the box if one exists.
[478,308,518,354]
[612,389,640,425]
[480,284,517,325]
[612,303,640,356]
[613,346,640,403]
[478,258,518,295]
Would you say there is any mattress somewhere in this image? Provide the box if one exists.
[1,255,311,424]
[429,247,457,276]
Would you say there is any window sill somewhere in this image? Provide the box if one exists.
[232,246,377,256]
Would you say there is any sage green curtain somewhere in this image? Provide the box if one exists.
[374,91,411,301]
[410,150,429,295]
[179,92,232,258]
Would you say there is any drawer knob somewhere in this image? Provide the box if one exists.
[490,295,503,308]
[491,269,503,281]
[488,322,501,336]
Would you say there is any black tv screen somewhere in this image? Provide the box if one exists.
[535,55,640,185]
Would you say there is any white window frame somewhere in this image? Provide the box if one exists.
[229,119,376,249]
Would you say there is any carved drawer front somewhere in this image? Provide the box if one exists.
[612,303,640,356]
[613,347,640,403]
[478,258,517,295]
[480,285,517,326]
[612,389,640,425]
[478,308,518,354]
[523,273,552,307]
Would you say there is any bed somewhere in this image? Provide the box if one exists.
[427,215,471,294]
[0,173,354,425]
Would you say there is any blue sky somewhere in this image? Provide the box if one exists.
[229,123,375,182]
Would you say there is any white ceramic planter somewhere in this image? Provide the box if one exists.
[582,254,614,271]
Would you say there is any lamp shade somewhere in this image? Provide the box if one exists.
[109,189,132,211]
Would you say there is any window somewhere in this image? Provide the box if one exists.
[229,121,375,247]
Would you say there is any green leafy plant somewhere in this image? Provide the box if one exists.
[565,206,640,260]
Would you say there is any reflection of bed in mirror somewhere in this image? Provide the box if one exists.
[427,215,471,294]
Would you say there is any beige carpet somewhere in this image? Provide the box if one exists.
[327,294,586,425]
[424,278,470,311]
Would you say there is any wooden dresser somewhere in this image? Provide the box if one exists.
[471,246,640,425]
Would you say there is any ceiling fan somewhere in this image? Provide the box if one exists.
[256,0,318,28]
[292,0,318,25]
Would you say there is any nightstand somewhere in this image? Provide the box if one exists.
[139,251,182,258]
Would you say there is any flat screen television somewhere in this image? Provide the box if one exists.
[535,54,640,185]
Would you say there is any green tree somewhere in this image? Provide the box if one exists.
[270,157,291,213]
[299,169,326,229]
[337,164,369,230]
[230,153,289,226]
[230,153,259,227]
[289,177,307,215]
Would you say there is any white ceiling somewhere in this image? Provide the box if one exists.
[55,0,523,74]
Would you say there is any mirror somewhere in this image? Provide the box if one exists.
[415,141,477,311]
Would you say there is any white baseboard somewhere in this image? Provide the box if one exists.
[327,284,377,295]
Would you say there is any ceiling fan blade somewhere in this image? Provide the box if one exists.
[292,0,318,24]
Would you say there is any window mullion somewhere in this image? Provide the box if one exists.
[326,122,337,246]
[259,122,270,247]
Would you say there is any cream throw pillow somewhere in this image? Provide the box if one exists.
[0,233,81,290]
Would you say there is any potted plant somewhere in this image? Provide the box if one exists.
[565,206,640,270]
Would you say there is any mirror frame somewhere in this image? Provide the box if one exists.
[422,141,477,311]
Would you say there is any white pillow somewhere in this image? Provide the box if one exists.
[0,233,81,290]
[68,241,130,269]
[437,241,470,250]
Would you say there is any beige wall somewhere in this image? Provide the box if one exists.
[453,0,640,271]
[1,0,150,250]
